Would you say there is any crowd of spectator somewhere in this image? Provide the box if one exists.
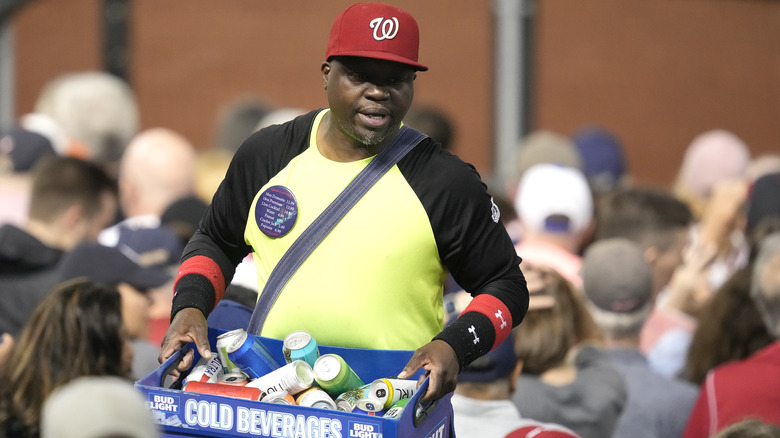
[1,65,779,438]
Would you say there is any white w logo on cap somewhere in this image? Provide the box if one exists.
[370,17,399,41]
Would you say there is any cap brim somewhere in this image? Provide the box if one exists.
[127,265,172,291]
[328,51,428,71]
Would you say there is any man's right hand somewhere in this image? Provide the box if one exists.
[158,307,212,375]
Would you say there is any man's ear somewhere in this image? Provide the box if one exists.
[321,62,331,90]
[644,246,660,265]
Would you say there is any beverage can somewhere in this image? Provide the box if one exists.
[226,330,281,379]
[295,387,337,410]
[245,360,313,396]
[313,354,364,397]
[355,397,385,414]
[216,328,244,373]
[263,391,295,405]
[369,378,419,409]
[382,397,410,419]
[282,330,320,367]
[335,384,371,412]
[183,381,264,401]
[183,355,224,385]
[219,371,248,386]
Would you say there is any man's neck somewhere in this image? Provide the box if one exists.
[316,111,393,162]
[25,219,71,250]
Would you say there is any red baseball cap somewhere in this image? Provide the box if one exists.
[325,2,428,71]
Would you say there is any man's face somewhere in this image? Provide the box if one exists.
[648,228,689,297]
[322,57,415,148]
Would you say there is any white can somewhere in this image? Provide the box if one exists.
[245,360,313,396]
[183,355,224,385]
[296,387,337,410]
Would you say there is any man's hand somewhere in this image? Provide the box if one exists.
[158,308,211,376]
[397,339,459,403]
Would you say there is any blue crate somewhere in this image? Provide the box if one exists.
[136,328,454,438]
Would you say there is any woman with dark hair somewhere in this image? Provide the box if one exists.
[0,279,132,438]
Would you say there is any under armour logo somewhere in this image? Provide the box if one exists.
[370,17,399,41]
[490,197,500,223]
[495,309,507,329]
[468,325,480,344]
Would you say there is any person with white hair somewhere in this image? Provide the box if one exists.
[32,71,139,177]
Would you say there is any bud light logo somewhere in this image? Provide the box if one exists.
[147,393,180,413]
[349,421,382,438]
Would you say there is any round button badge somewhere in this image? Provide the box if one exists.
[255,185,299,238]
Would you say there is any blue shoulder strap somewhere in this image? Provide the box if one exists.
[247,125,427,335]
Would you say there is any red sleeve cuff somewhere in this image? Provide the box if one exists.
[461,294,513,350]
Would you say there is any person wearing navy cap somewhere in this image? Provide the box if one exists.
[159,2,528,403]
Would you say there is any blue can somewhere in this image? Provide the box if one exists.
[283,330,320,368]
[226,330,281,379]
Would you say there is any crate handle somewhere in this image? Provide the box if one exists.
[413,393,439,428]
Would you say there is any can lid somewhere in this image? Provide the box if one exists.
[220,372,247,383]
[369,379,390,403]
[313,354,341,381]
[283,330,312,350]
[336,399,353,412]
[312,401,335,410]
[356,397,385,413]
[293,360,315,386]
[217,328,246,340]
[225,331,248,353]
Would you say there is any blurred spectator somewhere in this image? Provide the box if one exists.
[746,172,780,243]
[98,128,196,344]
[255,108,307,131]
[403,105,456,151]
[57,242,171,380]
[0,279,132,438]
[32,71,139,178]
[673,129,751,290]
[593,186,703,378]
[504,130,583,204]
[211,96,272,155]
[99,127,197,265]
[682,266,772,386]
[41,376,159,438]
[581,238,698,438]
[683,233,780,437]
[0,126,56,173]
[0,113,73,227]
[0,156,117,337]
[511,265,625,438]
[596,186,693,300]
[452,334,579,437]
[513,163,594,288]
[572,126,630,197]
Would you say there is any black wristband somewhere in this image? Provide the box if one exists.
[170,274,216,321]
[433,311,496,371]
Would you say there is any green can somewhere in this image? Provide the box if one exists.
[313,354,364,398]
[382,398,410,419]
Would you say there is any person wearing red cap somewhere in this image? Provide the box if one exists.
[158,2,528,402]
